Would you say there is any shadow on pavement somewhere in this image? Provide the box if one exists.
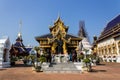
[11,64,32,67]
[0,68,7,71]
[97,63,106,66]
[90,69,107,73]
[10,61,32,67]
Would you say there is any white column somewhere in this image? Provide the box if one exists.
[116,41,119,55]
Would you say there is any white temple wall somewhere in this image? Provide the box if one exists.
[97,36,120,63]
[0,37,11,68]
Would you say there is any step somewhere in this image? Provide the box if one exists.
[44,67,77,71]
[44,70,81,73]
[50,63,76,67]
[42,62,82,73]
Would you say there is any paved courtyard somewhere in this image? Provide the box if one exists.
[0,61,120,80]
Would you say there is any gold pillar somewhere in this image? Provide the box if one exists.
[51,42,57,53]
[63,42,67,54]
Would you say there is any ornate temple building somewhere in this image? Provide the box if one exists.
[93,15,120,62]
[35,17,81,54]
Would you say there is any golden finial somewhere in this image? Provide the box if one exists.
[18,20,22,38]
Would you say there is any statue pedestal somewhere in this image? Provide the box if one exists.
[117,56,120,63]
[0,56,10,68]
[54,54,69,63]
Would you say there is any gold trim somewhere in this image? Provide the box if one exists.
[40,46,51,48]
[118,41,120,46]
[37,38,48,40]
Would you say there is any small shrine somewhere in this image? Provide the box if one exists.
[9,21,32,65]
[9,32,30,57]
[0,36,11,68]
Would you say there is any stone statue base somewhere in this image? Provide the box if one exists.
[54,54,69,63]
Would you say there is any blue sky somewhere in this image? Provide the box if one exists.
[0,0,120,46]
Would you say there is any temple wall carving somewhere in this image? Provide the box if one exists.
[97,37,120,57]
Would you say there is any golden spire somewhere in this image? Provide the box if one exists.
[57,12,60,20]
[18,20,22,38]
[54,13,63,24]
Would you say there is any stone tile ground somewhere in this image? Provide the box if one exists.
[0,61,120,80]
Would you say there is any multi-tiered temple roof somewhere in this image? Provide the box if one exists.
[10,33,32,56]
[98,15,120,41]
[36,17,80,42]
[10,29,32,56]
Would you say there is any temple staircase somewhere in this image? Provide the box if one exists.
[42,62,82,73]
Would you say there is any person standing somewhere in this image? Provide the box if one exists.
[46,49,51,63]
[72,50,77,62]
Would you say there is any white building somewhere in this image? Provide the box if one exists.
[80,38,92,54]
[0,36,11,68]
[78,21,92,54]
[96,15,120,63]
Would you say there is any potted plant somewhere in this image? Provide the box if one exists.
[23,56,28,65]
[34,55,46,72]
[83,58,90,64]
[27,55,36,65]
[83,58,91,72]
[10,56,17,66]
[38,55,46,64]
[89,54,97,65]
[77,54,84,62]
[96,56,100,64]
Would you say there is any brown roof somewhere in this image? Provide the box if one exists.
[35,33,81,42]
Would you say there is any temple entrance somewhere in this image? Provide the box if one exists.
[55,45,63,54]
[67,48,76,54]
[56,38,63,54]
